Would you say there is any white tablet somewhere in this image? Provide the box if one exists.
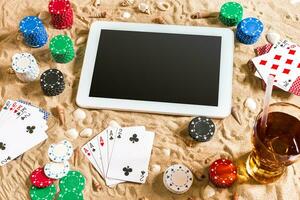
[76,21,234,118]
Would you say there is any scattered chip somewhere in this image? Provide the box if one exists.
[188,116,215,142]
[30,167,55,188]
[236,17,264,45]
[163,164,193,194]
[209,158,237,188]
[59,170,86,193]
[29,184,56,200]
[48,140,73,162]
[44,161,70,179]
[57,190,83,200]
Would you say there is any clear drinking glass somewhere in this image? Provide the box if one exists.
[246,102,300,184]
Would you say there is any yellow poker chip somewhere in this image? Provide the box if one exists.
[163,164,193,194]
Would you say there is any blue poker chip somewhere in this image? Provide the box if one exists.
[19,16,48,48]
[236,17,264,45]
[188,116,215,142]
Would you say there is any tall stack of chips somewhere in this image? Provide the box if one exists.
[48,0,74,29]
[219,2,243,26]
[19,16,48,48]
[236,17,264,45]
[12,53,40,82]
[40,69,65,96]
[50,35,75,63]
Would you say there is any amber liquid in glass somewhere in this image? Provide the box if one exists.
[247,112,300,184]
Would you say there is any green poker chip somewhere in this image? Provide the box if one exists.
[49,34,75,63]
[29,185,56,200]
[59,171,86,192]
[219,2,243,26]
[57,190,83,200]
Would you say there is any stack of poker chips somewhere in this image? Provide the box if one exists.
[50,35,75,63]
[236,17,264,45]
[188,116,215,142]
[48,0,74,29]
[19,16,48,48]
[219,2,243,26]
[40,69,65,96]
[11,53,40,82]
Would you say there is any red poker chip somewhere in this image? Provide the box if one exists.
[48,0,71,15]
[30,167,56,188]
[49,0,73,29]
[208,159,237,188]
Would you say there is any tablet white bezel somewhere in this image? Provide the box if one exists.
[76,21,234,118]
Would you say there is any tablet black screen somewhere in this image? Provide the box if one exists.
[89,30,221,106]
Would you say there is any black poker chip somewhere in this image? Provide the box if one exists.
[40,69,65,96]
[188,116,215,142]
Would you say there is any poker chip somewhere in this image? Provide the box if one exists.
[49,0,73,29]
[19,16,48,48]
[59,171,86,193]
[29,185,56,200]
[188,116,215,142]
[163,164,193,194]
[57,190,83,200]
[219,2,243,26]
[236,17,264,45]
[30,167,55,188]
[40,69,65,96]
[209,159,237,188]
[44,161,70,179]
[48,140,73,162]
[49,35,75,63]
[11,53,40,82]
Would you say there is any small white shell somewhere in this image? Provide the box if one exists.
[244,98,257,112]
[151,164,161,173]
[157,1,170,11]
[65,128,79,140]
[76,36,87,45]
[162,148,171,156]
[202,185,216,199]
[138,3,150,14]
[109,120,121,128]
[73,109,86,121]
[94,0,101,6]
[122,11,131,19]
[266,32,280,44]
[80,128,93,138]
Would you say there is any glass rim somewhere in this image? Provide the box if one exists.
[254,102,300,158]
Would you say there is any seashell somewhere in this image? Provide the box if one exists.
[120,0,134,7]
[89,12,107,18]
[122,11,131,19]
[138,3,151,14]
[76,36,87,45]
[65,128,79,140]
[56,105,65,125]
[38,11,50,20]
[162,148,170,156]
[80,128,93,138]
[191,11,216,19]
[109,120,121,128]
[231,107,242,125]
[266,32,280,44]
[202,185,216,199]
[151,164,161,173]
[156,1,170,11]
[7,68,15,74]
[233,191,239,200]
[244,98,257,112]
[152,16,165,24]
[92,178,103,191]
[94,0,101,6]
[73,108,86,121]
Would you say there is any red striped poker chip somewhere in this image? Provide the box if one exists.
[49,0,71,15]
[30,167,56,188]
[208,159,237,188]
[49,0,73,29]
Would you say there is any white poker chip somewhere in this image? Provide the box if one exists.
[48,140,73,162]
[163,164,193,194]
[44,161,70,179]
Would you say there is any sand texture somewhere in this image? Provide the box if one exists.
[1,0,300,199]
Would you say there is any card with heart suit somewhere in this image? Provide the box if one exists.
[0,99,49,166]
[252,44,300,95]
[81,123,153,186]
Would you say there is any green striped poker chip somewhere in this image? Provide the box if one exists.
[50,35,73,55]
[29,185,56,200]
[59,171,86,193]
[57,190,83,200]
[219,2,243,26]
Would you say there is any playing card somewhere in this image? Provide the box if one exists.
[107,129,155,183]
[81,143,104,179]
[271,39,298,51]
